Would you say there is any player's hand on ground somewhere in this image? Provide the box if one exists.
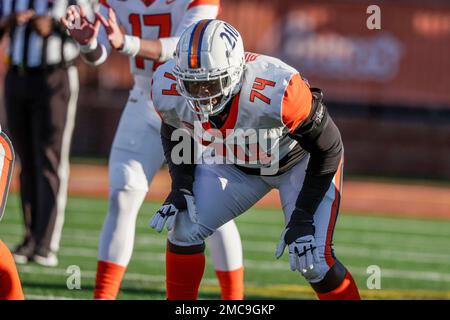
[150,189,197,233]
[96,7,124,50]
[275,220,321,278]
[61,5,101,46]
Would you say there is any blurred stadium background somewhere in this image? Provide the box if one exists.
[0,0,449,299]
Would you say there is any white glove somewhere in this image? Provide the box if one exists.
[150,189,197,232]
[276,230,321,277]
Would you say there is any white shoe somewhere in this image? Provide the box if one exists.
[33,252,58,267]
[13,253,29,265]
[12,244,34,265]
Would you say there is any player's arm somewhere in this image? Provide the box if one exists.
[290,98,342,224]
[161,122,197,192]
[283,76,343,227]
[95,6,161,61]
[150,121,198,232]
[97,0,220,62]
[78,1,111,66]
[276,74,342,273]
[148,64,199,232]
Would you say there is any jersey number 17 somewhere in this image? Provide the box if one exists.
[129,13,172,70]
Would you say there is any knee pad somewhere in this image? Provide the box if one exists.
[309,259,347,293]
[109,160,148,191]
[167,211,212,247]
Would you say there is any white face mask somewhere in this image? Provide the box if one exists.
[179,77,225,115]
[175,64,245,117]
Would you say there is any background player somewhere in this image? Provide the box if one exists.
[62,1,244,300]
[0,127,24,300]
[150,19,361,300]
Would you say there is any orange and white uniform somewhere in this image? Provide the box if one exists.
[152,52,347,287]
[0,131,24,300]
[153,53,313,173]
[91,0,244,300]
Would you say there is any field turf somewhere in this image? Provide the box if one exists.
[1,193,449,300]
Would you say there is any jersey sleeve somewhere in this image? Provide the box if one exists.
[158,0,220,61]
[151,61,185,128]
[280,73,313,133]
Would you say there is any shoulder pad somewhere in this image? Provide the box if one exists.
[151,60,185,113]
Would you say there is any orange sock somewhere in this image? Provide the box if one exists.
[216,266,244,300]
[166,249,205,300]
[94,260,126,300]
[316,271,361,300]
[0,240,24,300]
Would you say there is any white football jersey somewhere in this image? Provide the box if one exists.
[151,53,314,172]
[97,0,219,89]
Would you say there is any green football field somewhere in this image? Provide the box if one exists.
[1,193,449,300]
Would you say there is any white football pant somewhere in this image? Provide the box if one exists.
[97,87,243,271]
[168,155,343,283]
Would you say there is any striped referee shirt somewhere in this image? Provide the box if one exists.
[0,0,94,69]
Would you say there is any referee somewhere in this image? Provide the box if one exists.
[0,0,94,267]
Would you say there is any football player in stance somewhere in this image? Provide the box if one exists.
[61,1,244,300]
[150,19,361,300]
[0,128,24,300]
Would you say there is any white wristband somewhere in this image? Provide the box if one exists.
[159,37,179,62]
[119,35,141,57]
[80,38,98,53]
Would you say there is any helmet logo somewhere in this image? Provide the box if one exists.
[220,23,240,50]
